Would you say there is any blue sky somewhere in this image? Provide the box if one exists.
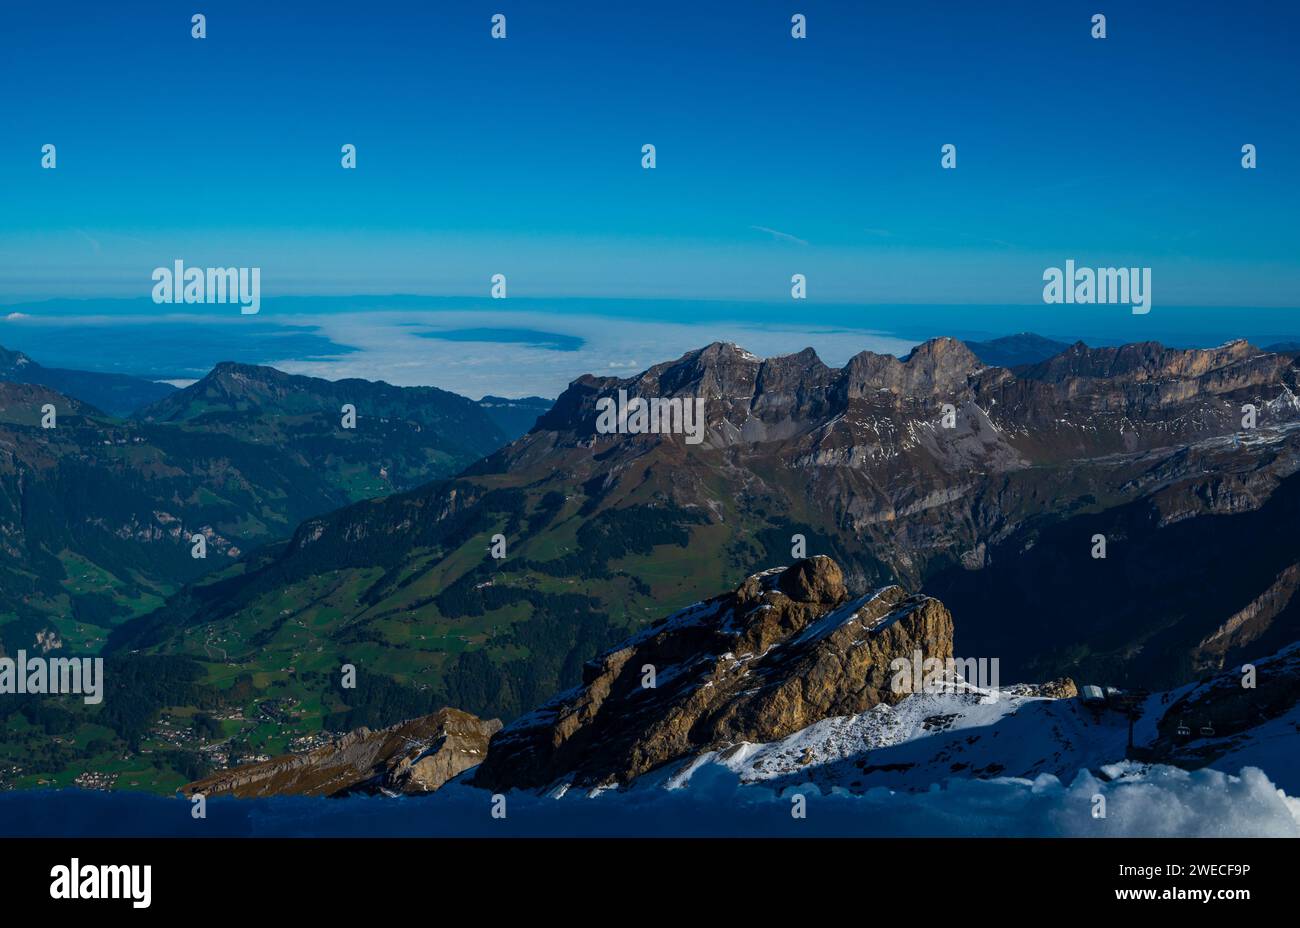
[1,0,1297,307]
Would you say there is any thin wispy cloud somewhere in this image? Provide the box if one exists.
[957,232,1017,249]
[74,229,102,254]
[749,226,809,246]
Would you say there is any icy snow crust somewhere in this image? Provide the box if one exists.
[506,681,1300,837]
[667,684,1134,792]
[10,759,1297,837]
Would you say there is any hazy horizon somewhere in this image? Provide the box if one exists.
[5,293,1300,398]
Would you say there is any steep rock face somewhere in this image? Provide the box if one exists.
[510,337,1300,491]
[841,337,988,399]
[483,337,1300,609]
[1193,563,1300,671]
[1020,339,1280,388]
[473,556,953,791]
[183,708,501,798]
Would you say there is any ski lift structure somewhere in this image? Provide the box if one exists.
[1080,685,1147,716]
[1079,685,1150,756]
[1080,685,1106,707]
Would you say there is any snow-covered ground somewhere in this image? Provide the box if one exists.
[10,655,1295,838]
[7,759,1295,837]
[513,679,1300,837]
[664,684,1134,793]
[1207,703,1300,785]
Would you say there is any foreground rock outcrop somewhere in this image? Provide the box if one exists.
[184,708,500,798]
[473,556,953,791]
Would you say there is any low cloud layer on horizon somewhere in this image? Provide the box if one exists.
[0,306,918,399]
[268,309,918,398]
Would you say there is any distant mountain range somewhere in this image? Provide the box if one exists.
[474,395,555,440]
[0,345,176,417]
[961,333,1073,367]
[964,333,1300,368]
[6,333,1300,795]
[1,341,553,437]
[96,335,1300,767]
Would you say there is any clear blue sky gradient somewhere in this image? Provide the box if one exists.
[1,0,1297,307]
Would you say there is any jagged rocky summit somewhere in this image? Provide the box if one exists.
[473,555,953,791]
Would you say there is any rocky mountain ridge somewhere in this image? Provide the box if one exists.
[184,708,501,798]
[520,337,1298,465]
[473,555,953,791]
